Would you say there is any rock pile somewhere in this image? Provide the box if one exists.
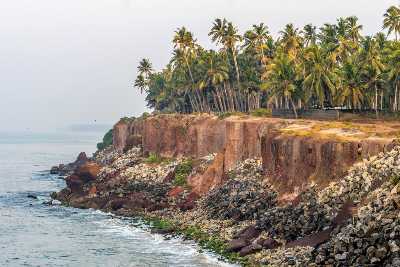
[203,159,277,221]
[93,146,120,165]
[257,188,331,242]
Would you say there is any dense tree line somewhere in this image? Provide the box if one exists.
[135,5,400,118]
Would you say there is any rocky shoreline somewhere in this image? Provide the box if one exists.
[51,136,400,266]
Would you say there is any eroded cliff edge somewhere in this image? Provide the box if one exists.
[113,114,396,200]
[52,114,400,266]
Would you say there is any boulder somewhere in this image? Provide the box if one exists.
[226,239,249,252]
[75,162,101,182]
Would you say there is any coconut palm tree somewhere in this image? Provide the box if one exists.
[199,51,229,112]
[134,74,147,94]
[138,58,153,77]
[346,16,363,43]
[302,45,337,108]
[336,59,364,110]
[279,24,303,60]
[360,36,385,117]
[386,42,400,111]
[243,23,270,64]
[383,5,400,41]
[262,52,299,118]
[173,27,198,84]
[303,24,317,47]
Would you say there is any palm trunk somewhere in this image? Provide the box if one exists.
[232,48,241,88]
[289,97,298,119]
[375,84,379,119]
[395,82,398,112]
[184,56,195,84]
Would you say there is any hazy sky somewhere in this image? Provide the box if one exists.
[0,0,397,132]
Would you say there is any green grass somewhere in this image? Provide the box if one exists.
[144,153,164,164]
[173,159,193,186]
[250,108,272,117]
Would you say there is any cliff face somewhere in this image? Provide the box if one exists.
[113,114,396,199]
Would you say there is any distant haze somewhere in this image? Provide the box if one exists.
[0,0,397,132]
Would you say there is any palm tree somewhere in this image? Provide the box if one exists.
[209,19,243,87]
[134,74,147,94]
[383,5,400,40]
[336,59,364,110]
[199,51,229,112]
[386,42,400,111]
[173,27,198,84]
[360,36,385,117]
[303,24,317,47]
[279,24,303,59]
[262,52,299,118]
[318,23,337,45]
[244,23,270,64]
[135,58,153,93]
[346,16,363,43]
[138,58,153,77]
[302,45,337,108]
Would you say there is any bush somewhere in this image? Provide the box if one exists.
[250,108,272,117]
[96,129,113,151]
[173,159,193,186]
[144,152,163,164]
[391,174,400,186]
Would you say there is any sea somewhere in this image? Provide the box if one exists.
[0,132,233,267]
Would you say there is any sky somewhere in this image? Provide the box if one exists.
[0,0,398,132]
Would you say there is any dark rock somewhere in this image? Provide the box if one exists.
[226,239,249,252]
[177,192,199,211]
[263,238,280,249]
[27,194,38,199]
[239,243,262,256]
[65,175,84,192]
[50,166,59,174]
[234,225,261,241]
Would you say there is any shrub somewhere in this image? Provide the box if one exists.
[250,108,272,117]
[96,129,113,151]
[391,174,400,186]
[173,159,193,186]
[144,152,163,164]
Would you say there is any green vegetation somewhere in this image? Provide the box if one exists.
[173,159,193,186]
[142,216,247,265]
[144,153,169,164]
[135,5,400,119]
[96,129,113,151]
[250,108,272,117]
[391,174,400,185]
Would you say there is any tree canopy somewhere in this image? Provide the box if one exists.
[135,5,400,117]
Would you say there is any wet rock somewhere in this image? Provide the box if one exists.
[239,243,262,256]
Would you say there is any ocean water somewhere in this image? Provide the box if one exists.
[0,132,233,267]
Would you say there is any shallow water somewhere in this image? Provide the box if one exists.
[0,132,233,267]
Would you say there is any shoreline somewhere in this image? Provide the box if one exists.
[51,115,400,266]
